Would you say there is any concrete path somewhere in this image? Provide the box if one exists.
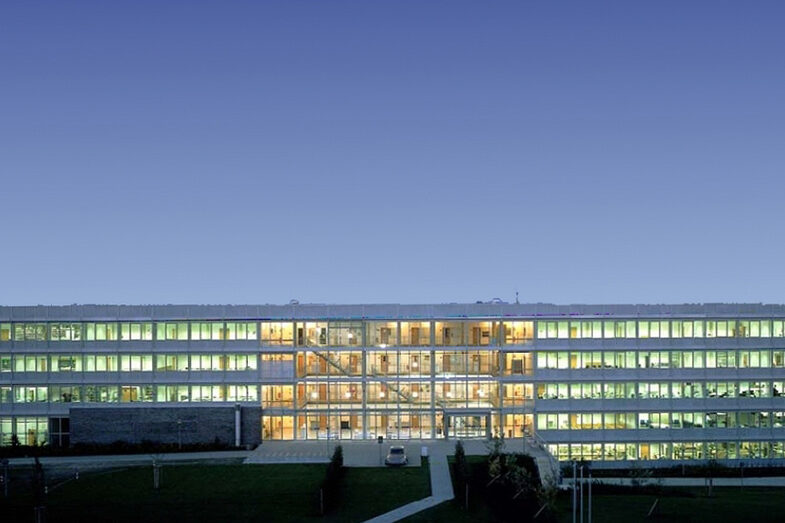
[6,449,251,468]
[590,476,785,487]
[362,438,561,522]
[244,440,422,466]
[363,445,454,523]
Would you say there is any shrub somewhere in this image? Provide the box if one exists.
[320,445,345,514]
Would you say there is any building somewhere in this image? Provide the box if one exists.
[2,303,785,464]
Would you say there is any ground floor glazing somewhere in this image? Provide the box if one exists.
[260,411,534,440]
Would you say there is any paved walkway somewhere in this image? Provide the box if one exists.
[244,440,422,466]
[363,444,454,523]
[362,438,560,522]
[590,476,785,487]
[6,450,251,468]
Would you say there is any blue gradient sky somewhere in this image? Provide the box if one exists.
[1,1,784,305]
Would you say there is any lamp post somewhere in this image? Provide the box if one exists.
[572,461,577,523]
[1,458,8,498]
[580,465,583,523]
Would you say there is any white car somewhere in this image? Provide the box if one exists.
[385,446,408,466]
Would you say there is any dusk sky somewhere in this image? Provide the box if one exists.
[1,1,784,306]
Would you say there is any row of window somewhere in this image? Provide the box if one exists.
[536,381,785,400]
[297,350,513,377]
[295,381,498,407]
[0,381,500,407]
[547,441,781,461]
[0,384,259,404]
[0,417,48,446]
[537,411,783,430]
[0,354,258,373]
[1,322,259,342]
[536,350,783,369]
[7,318,785,346]
[537,319,785,339]
[1,321,531,346]
[0,350,528,376]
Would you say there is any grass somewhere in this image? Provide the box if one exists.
[0,462,431,523]
[403,455,499,523]
[408,482,785,523]
[405,454,785,523]
[552,486,785,523]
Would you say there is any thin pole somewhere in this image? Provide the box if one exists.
[588,469,592,523]
[2,459,8,498]
[581,466,583,523]
[572,462,577,523]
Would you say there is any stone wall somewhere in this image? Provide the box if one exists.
[69,406,262,447]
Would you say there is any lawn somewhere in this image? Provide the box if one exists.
[552,486,785,523]
[403,455,505,523]
[404,454,785,523]
[410,487,785,523]
[0,462,431,523]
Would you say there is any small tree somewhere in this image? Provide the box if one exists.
[10,434,20,448]
[331,445,343,468]
[454,441,470,508]
[487,434,506,479]
[629,460,652,488]
[455,440,469,482]
[320,445,344,514]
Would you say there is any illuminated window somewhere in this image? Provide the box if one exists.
[261,322,294,346]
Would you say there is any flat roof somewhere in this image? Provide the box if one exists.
[2,303,785,321]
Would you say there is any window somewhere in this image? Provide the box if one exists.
[261,385,294,408]
[50,386,81,403]
[296,322,327,347]
[14,355,48,372]
[638,321,668,338]
[14,386,48,403]
[121,385,154,402]
[400,322,431,346]
[261,322,294,346]
[328,322,363,346]
[50,323,82,341]
[503,321,534,344]
[225,322,258,340]
[120,355,153,372]
[51,355,82,372]
[83,355,118,372]
[85,323,119,341]
[190,385,224,402]
[84,385,119,402]
[156,322,189,341]
[16,417,48,445]
[536,352,568,369]
[190,321,224,341]
[14,323,47,341]
[156,385,190,402]
[227,385,258,402]
[156,354,188,371]
[435,322,464,345]
[0,324,10,342]
[120,323,153,341]
[225,354,257,370]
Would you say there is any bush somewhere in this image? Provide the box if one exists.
[484,453,541,522]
